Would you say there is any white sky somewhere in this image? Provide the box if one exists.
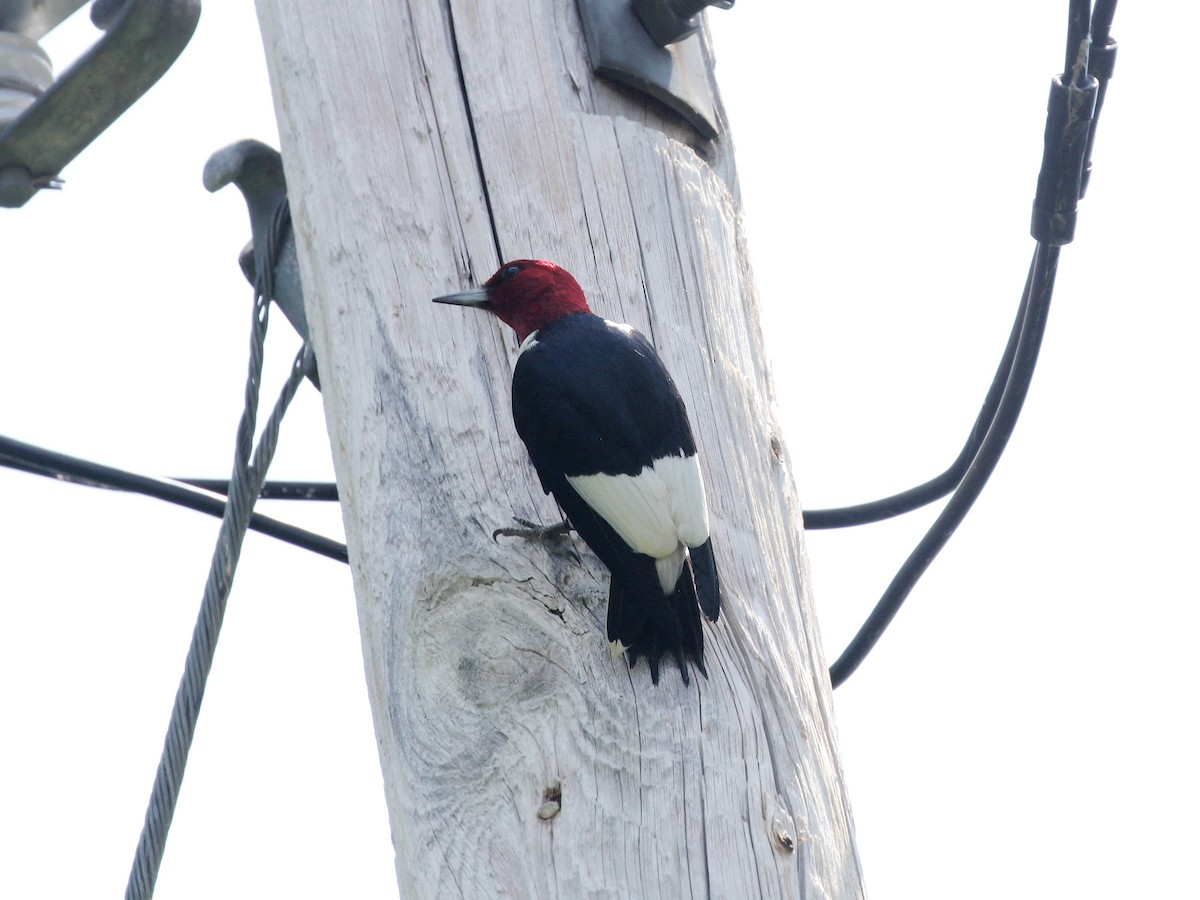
[1,2,1196,898]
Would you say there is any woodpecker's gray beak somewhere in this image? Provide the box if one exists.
[432,287,490,308]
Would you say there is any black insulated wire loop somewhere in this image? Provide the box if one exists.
[830,243,1061,688]
[803,260,1035,530]
[825,0,1118,687]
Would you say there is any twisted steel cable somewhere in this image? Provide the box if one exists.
[125,286,316,898]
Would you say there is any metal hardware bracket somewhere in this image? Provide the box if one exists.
[576,0,721,140]
[0,0,201,207]
[0,0,88,41]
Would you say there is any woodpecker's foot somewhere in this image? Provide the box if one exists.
[493,517,577,560]
[493,516,572,541]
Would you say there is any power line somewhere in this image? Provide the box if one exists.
[0,434,348,563]
[824,0,1115,687]
[177,477,338,501]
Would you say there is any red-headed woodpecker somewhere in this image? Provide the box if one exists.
[434,260,721,684]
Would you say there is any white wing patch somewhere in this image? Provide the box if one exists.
[654,453,710,546]
[568,467,677,558]
[567,453,711,594]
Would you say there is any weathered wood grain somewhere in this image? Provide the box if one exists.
[256,0,863,895]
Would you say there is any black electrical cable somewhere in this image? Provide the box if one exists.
[803,260,1034,530]
[830,243,1059,687]
[828,0,1109,686]
[1080,1,1117,199]
[808,4,1112,533]
[1065,2,1092,75]
[1091,0,1117,39]
[0,434,348,563]
[176,477,339,501]
[0,442,340,502]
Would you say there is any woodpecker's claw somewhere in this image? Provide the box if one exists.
[493,516,571,540]
[493,517,578,561]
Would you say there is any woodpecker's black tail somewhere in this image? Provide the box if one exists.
[607,542,721,685]
[689,539,721,623]
[546,478,721,685]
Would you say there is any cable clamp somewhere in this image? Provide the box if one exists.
[1031,73,1099,246]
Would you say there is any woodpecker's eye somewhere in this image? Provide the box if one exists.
[501,264,521,281]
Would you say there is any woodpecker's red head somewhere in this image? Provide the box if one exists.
[433,259,591,343]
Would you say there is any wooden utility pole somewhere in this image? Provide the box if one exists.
[256,1,863,896]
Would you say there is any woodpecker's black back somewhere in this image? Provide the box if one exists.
[511,312,721,683]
